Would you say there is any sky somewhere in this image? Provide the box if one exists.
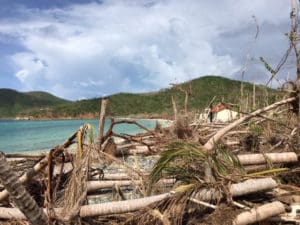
[0,0,296,100]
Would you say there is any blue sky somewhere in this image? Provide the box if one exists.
[0,0,296,100]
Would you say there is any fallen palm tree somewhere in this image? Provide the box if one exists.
[0,153,47,224]
[0,177,279,219]
[233,201,286,225]
[237,152,298,165]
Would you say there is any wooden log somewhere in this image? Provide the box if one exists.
[96,98,108,149]
[233,201,285,225]
[230,178,277,197]
[0,178,279,220]
[0,207,26,220]
[115,145,150,156]
[91,173,150,180]
[0,193,171,219]
[192,178,277,201]
[237,152,298,165]
[87,179,175,192]
[81,193,171,217]
[225,140,240,146]
[5,153,45,159]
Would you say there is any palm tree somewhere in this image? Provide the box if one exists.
[0,152,47,224]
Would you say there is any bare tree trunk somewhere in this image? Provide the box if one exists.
[97,98,108,150]
[290,0,300,152]
[233,201,285,225]
[253,80,256,109]
[0,178,277,219]
[80,193,170,217]
[171,83,192,119]
[171,96,178,122]
[0,193,171,219]
[87,179,175,192]
[0,153,47,224]
[192,178,277,201]
[229,178,277,197]
[237,152,298,165]
[91,173,146,180]
[184,89,189,118]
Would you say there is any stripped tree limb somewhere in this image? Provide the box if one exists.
[4,154,45,159]
[204,97,296,152]
[0,193,171,220]
[96,98,108,150]
[171,96,178,121]
[171,82,192,118]
[91,173,149,180]
[237,152,298,165]
[103,119,157,142]
[0,178,278,220]
[192,177,277,201]
[229,178,277,197]
[233,201,286,225]
[87,179,175,192]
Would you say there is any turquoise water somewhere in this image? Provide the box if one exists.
[0,119,158,154]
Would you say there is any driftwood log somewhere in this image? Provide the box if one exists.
[237,152,298,165]
[87,179,175,192]
[0,178,278,220]
[233,201,286,225]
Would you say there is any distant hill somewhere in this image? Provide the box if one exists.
[0,76,279,119]
[105,75,278,117]
[0,89,70,118]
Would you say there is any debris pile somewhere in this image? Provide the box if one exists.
[0,94,299,225]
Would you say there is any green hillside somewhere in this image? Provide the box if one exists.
[106,75,278,117]
[0,76,279,119]
[0,89,70,118]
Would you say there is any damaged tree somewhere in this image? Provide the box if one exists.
[0,153,47,224]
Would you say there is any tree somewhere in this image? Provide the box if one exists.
[0,153,47,224]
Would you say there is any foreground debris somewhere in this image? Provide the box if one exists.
[0,95,299,225]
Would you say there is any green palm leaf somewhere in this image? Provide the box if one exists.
[149,141,206,191]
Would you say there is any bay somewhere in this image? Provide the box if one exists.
[0,119,160,154]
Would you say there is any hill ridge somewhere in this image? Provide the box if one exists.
[0,76,277,119]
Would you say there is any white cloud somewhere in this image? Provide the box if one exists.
[11,52,47,89]
[0,0,292,99]
[15,69,29,82]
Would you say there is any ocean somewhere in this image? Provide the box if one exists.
[0,119,161,154]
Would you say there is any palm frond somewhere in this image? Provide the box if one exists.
[149,141,206,191]
[247,167,289,177]
[211,146,244,177]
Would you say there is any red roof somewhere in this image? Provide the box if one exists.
[211,104,226,113]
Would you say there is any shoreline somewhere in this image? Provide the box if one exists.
[0,117,173,127]
[1,118,173,155]
[0,115,173,122]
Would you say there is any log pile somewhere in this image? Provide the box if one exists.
[0,96,299,225]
